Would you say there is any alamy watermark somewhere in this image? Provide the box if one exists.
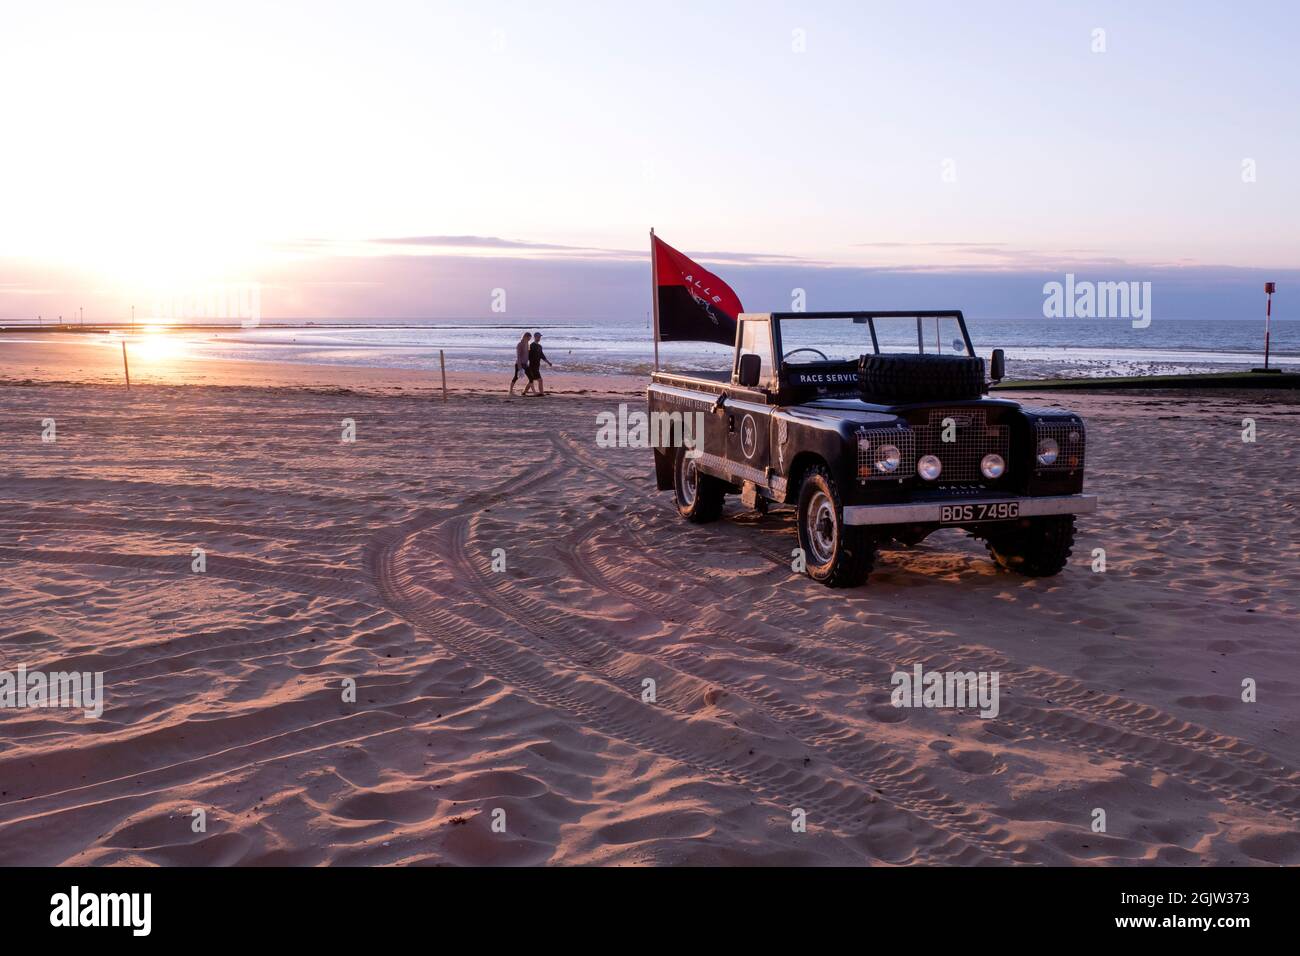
[151,282,261,328]
[891,663,999,719]
[50,886,150,936]
[1043,273,1151,328]
[0,665,104,718]
[596,403,704,458]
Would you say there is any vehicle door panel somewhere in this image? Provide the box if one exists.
[724,397,771,486]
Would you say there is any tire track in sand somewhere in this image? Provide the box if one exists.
[574,519,1300,824]
[448,505,1024,863]
[552,432,1300,803]
[0,545,370,599]
[369,462,979,863]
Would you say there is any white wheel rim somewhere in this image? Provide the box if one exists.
[806,490,837,564]
[681,456,698,506]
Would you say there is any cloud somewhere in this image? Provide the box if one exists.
[373,235,593,251]
[680,250,828,267]
[4,242,1294,323]
[854,241,1012,248]
[279,234,830,268]
[849,239,1208,274]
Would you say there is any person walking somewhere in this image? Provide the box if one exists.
[520,332,553,396]
[509,330,531,395]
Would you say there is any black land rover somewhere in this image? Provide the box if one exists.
[648,311,1096,587]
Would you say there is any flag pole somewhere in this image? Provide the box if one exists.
[650,227,660,371]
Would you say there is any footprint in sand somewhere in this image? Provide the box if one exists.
[944,749,1007,775]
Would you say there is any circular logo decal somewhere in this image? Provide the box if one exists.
[740,414,758,460]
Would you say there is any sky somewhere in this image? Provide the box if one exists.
[1,0,1297,322]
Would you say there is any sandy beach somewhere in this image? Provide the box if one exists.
[0,342,1297,866]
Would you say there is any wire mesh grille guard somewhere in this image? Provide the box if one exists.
[857,425,915,481]
[1034,419,1087,472]
[917,409,1009,483]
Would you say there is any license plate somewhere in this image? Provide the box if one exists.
[940,501,1020,524]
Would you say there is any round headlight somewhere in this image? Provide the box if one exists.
[1036,437,1059,466]
[875,444,901,473]
[980,453,1006,479]
[917,454,942,481]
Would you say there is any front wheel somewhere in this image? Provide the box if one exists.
[674,445,725,522]
[982,515,1076,577]
[797,466,874,587]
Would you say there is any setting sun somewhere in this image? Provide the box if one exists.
[122,326,188,363]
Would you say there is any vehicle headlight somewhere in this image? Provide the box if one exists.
[875,444,901,473]
[1036,437,1059,466]
[980,453,1006,479]
[917,454,942,481]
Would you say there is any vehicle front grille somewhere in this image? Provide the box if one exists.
[856,424,915,481]
[1035,419,1086,472]
[916,408,1009,483]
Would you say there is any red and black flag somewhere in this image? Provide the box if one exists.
[651,232,744,347]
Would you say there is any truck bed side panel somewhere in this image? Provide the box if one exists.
[647,383,728,491]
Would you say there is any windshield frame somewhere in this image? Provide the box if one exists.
[768,310,974,363]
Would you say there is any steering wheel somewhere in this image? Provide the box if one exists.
[783,347,830,362]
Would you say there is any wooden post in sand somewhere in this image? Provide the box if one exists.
[439,349,448,401]
[122,340,131,390]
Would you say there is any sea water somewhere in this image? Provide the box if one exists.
[11,317,1297,379]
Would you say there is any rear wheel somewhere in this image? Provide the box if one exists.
[674,445,724,522]
[983,515,1076,577]
[797,466,874,587]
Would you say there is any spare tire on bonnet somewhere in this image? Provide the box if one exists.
[857,353,986,403]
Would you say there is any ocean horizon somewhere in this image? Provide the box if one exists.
[4,316,1295,379]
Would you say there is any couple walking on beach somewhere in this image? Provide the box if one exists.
[509,330,553,396]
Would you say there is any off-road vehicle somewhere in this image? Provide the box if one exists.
[648,311,1095,586]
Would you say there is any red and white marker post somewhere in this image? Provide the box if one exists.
[1255,281,1279,374]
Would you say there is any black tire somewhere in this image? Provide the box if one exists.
[796,465,875,587]
[857,353,985,403]
[983,515,1076,577]
[673,445,725,523]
